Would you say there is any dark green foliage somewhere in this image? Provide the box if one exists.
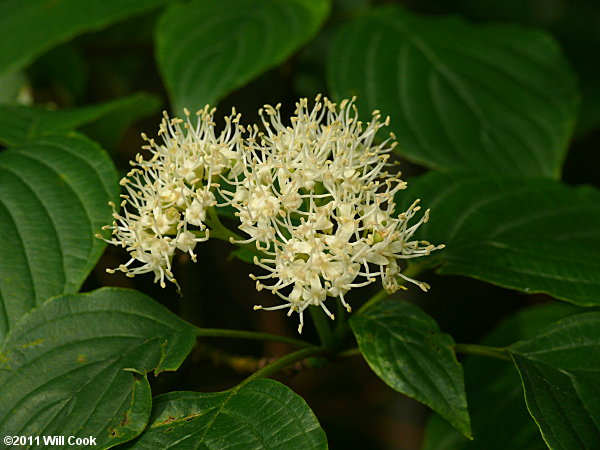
[0,0,598,448]
[126,379,327,449]
[328,7,578,178]
[397,173,600,306]
[0,134,117,338]
[351,300,470,437]
[0,288,196,449]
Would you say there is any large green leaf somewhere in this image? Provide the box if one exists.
[447,0,600,138]
[0,0,170,77]
[423,303,581,450]
[0,133,118,339]
[327,6,578,178]
[510,312,600,449]
[126,378,327,449]
[0,288,196,449]
[350,299,471,438]
[156,0,330,112]
[0,93,160,147]
[398,172,600,306]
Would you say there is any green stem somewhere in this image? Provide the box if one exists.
[236,346,329,389]
[333,297,350,341]
[455,343,511,361]
[193,326,312,348]
[357,288,389,315]
[310,306,336,350]
[403,261,427,279]
[204,207,264,258]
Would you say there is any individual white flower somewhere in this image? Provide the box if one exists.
[98,106,242,287]
[222,96,443,332]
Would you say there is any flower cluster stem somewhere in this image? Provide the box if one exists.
[310,306,336,350]
[333,298,350,341]
[204,207,263,257]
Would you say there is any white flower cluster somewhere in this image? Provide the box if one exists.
[98,106,242,288]
[220,96,443,332]
[99,97,443,332]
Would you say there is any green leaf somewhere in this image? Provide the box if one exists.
[156,0,330,112]
[0,93,161,147]
[0,133,118,339]
[445,0,600,138]
[126,378,327,449]
[327,6,578,178]
[0,288,196,449]
[0,71,28,104]
[79,96,162,152]
[0,0,170,77]
[228,247,255,264]
[398,172,600,306]
[350,299,471,438]
[510,312,600,449]
[424,303,581,450]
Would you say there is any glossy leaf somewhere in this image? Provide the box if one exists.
[510,312,600,449]
[0,93,160,147]
[424,303,581,450]
[0,133,118,339]
[350,299,471,437]
[398,172,600,306]
[0,288,196,449]
[0,0,169,76]
[156,0,330,112]
[126,378,327,449]
[328,6,578,178]
[445,0,600,137]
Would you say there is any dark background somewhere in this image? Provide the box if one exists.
[23,0,595,448]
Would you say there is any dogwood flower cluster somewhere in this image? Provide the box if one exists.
[98,106,242,288]
[220,96,443,332]
[99,96,443,332]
